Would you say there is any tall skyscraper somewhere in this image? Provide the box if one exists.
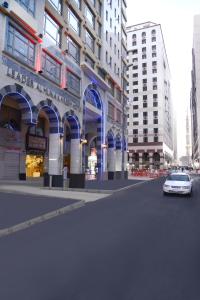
[190,15,200,167]
[126,21,173,170]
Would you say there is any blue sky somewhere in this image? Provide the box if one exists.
[126,0,200,158]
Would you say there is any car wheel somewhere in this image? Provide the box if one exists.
[163,191,167,196]
[189,189,193,197]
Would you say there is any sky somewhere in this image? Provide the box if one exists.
[126,0,200,158]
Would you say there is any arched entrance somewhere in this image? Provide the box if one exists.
[32,99,62,181]
[83,83,104,179]
[142,152,150,169]
[0,84,36,179]
[153,152,160,169]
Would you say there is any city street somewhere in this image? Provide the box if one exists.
[1,176,200,300]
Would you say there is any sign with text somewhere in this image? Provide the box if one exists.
[26,135,47,151]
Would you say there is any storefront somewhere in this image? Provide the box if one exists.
[25,134,47,178]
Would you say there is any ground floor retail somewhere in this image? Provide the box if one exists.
[0,82,127,187]
[128,149,173,170]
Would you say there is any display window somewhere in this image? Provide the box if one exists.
[26,155,44,177]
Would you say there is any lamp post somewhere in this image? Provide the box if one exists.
[121,63,133,179]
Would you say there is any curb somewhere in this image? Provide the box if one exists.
[0,200,85,238]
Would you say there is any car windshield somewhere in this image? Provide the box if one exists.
[167,174,190,182]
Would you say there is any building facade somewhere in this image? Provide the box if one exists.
[191,15,200,168]
[126,22,173,170]
[0,0,128,186]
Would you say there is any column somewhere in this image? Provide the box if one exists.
[107,147,115,179]
[116,149,122,171]
[70,139,81,174]
[160,154,164,170]
[149,153,153,170]
[70,139,85,188]
[139,153,143,169]
[48,133,63,187]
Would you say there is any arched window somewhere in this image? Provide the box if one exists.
[142,32,146,37]
[132,34,136,39]
[151,29,156,35]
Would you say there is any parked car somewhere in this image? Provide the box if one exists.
[163,172,193,196]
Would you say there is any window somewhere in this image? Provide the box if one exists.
[142,47,146,53]
[142,39,146,44]
[152,53,157,58]
[143,95,147,100]
[132,34,136,39]
[15,0,35,16]
[85,54,94,69]
[151,29,156,35]
[133,105,138,109]
[132,41,136,46]
[133,66,138,70]
[116,89,121,102]
[110,18,112,28]
[42,51,61,84]
[133,97,138,101]
[106,31,108,41]
[152,45,156,50]
[48,0,62,14]
[108,79,114,96]
[85,30,94,51]
[68,8,80,36]
[143,120,148,125]
[143,102,147,108]
[67,36,80,64]
[154,136,158,142]
[97,0,102,16]
[97,22,101,37]
[133,81,138,85]
[133,121,138,126]
[153,94,158,99]
[143,137,148,143]
[67,70,80,96]
[153,85,157,90]
[142,55,146,59]
[153,101,158,107]
[85,5,95,29]
[133,73,138,78]
[142,32,146,37]
[133,89,138,93]
[108,102,115,119]
[106,10,108,20]
[142,70,147,75]
[44,12,61,47]
[132,49,138,54]
[143,78,147,83]
[153,119,158,124]
[73,0,81,9]
[97,44,101,60]
[110,37,112,47]
[7,22,35,66]
[133,138,138,143]
[152,37,156,42]
[116,109,122,123]
[133,113,138,118]
[133,129,138,134]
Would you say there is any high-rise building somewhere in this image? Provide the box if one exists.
[126,22,173,170]
[0,0,127,185]
[190,15,200,168]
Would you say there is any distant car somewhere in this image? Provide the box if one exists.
[163,172,193,196]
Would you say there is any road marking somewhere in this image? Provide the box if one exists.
[0,200,85,238]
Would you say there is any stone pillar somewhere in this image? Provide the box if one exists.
[69,139,85,188]
[46,133,63,187]
[19,150,26,180]
[149,153,153,170]
[107,147,115,179]
[160,155,164,170]
[139,153,143,169]
[116,149,122,171]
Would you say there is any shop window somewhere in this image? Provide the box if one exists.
[42,51,61,84]
[67,70,80,96]
[44,11,61,47]
[15,0,35,16]
[6,22,35,67]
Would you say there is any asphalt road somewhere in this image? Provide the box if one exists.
[1,176,200,300]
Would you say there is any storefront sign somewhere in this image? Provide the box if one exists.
[0,128,23,150]
[1,55,80,108]
[26,135,47,151]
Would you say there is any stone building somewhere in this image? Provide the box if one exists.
[0,0,128,186]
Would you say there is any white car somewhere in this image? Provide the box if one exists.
[163,172,193,196]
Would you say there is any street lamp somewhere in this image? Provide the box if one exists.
[121,63,133,179]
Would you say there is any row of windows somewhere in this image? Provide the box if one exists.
[131,136,159,143]
[132,37,156,46]
[129,119,159,126]
[132,94,158,101]
[16,0,102,18]
[132,30,156,39]
[131,111,158,117]
[7,22,81,96]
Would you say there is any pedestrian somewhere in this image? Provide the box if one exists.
[63,165,69,189]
